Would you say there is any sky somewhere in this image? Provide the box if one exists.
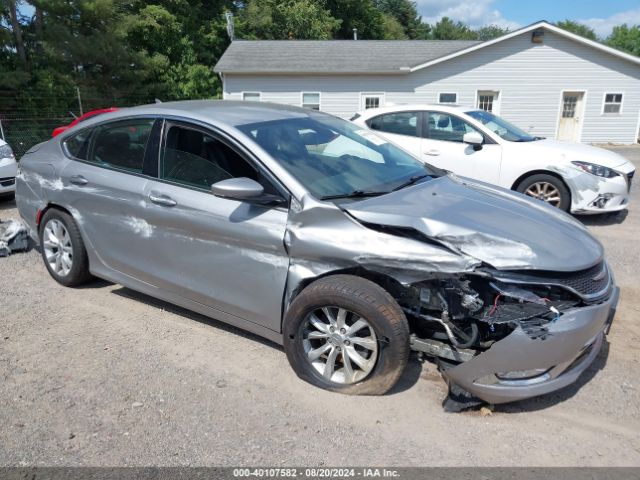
[415,0,640,37]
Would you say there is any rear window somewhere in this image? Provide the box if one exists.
[367,112,420,138]
[88,119,154,173]
[64,129,92,160]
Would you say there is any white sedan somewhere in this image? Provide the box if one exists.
[0,138,17,199]
[352,104,635,214]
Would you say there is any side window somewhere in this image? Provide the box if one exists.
[160,124,277,194]
[367,112,419,137]
[426,112,480,143]
[89,119,154,173]
[64,128,92,160]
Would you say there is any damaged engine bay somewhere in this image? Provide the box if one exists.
[405,274,578,349]
[380,263,611,410]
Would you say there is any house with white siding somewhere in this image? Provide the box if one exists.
[214,21,640,144]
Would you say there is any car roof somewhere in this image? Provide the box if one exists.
[109,100,315,127]
[357,104,480,118]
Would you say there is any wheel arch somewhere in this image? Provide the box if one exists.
[37,203,73,231]
[511,169,573,203]
[37,203,91,254]
[283,267,408,328]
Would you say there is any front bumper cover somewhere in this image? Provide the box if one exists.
[570,168,633,214]
[442,287,619,405]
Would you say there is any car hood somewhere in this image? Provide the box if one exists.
[515,138,630,169]
[344,175,603,272]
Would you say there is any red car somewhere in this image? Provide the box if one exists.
[52,107,119,137]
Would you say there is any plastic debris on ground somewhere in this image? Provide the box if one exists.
[0,219,29,257]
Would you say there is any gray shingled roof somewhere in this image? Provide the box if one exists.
[214,40,482,74]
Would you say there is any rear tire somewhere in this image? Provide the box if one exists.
[283,275,410,395]
[39,209,92,287]
[517,174,571,211]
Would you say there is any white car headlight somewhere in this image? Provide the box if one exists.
[571,161,620,179]
[0,144,14,159]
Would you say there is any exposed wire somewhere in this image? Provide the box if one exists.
[488,294,501,316]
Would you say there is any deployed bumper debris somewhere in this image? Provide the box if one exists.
[0,219,29,256]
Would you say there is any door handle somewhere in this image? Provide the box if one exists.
[424,149,441,156]
[69,175,88,186]
[149,193,177,207]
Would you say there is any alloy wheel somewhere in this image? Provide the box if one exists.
[43,219,73,276]
[524,181,562,207]
[302,306,378,384]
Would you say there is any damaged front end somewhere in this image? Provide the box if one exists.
[401,262,617,411]
[284,182,617,410]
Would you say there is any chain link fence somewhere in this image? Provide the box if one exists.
[0,116,72,158]
[0,92,157,158]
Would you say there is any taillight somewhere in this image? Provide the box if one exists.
[36,209,43,226]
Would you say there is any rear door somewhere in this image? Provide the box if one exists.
[365,111,423,158]
[59,117,161,280]
[139,120,290,331]
[422,111,502,183]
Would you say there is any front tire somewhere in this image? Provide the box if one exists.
[517,174,571,211]
[39,209,92,287]
[283,275,410,395]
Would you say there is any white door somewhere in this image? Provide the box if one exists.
[558,92,585,141]
[422,111,502,184]
[360,93,385,111]
[365,110,422,157]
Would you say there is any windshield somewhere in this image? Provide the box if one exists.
[465,110,538,142]
[237,115,440,200]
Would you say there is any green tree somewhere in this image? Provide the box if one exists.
[382,15,407,39]
[373,0,430,39]
[431,17,477,40]
[236,0,341,40]
[475,24,510,41]
[555,20,597,40]
[606,24,640,56]
[325,0,385,39]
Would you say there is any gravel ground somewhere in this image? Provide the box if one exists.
[1,146,639,467]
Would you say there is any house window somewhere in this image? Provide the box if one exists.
[438,93,457,104]
[361,93,385,110]
[242,92,261,102]
[302,92,320,110]
[603,93,622,114]
[477,91,499,113]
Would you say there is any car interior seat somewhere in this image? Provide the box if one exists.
[95,131,140,170]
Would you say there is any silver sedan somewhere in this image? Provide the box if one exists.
[16,101,618,410]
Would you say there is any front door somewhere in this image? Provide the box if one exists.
[422,111,502,184]
[558,92,585,141]
[140,120,290,331]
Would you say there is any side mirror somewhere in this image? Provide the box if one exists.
[463,131,484,146]
[211,177,264,200]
